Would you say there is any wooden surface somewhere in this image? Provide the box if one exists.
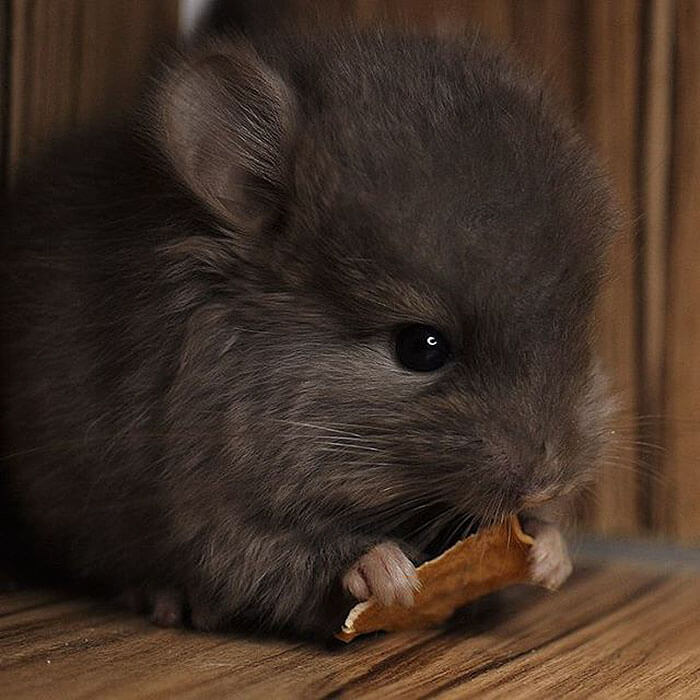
[1,565,698,698]
[638,0,674,533]
[0,0,9,192]
[663,0,700,541]
[4,0,178,184]
[576,0,642,537]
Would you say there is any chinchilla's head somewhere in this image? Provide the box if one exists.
[152,30,617,544]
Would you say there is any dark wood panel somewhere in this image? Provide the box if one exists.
[663,0,700,543]
[638,0,675,535]
[0,568,698,697]
[0,0,9,190]
[510,0,583,113]
[7,0,178,183]
[577,0,643,536]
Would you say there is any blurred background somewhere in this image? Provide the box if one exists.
[1,0,698,548]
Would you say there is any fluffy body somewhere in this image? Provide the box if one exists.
[1,26,615,637]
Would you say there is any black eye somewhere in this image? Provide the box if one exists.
[395,324,451,372]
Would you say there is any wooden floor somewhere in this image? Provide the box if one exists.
[1,565,699,699]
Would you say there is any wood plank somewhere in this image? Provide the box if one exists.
[576,0,644,536]
[509,0,583,114]
[662,0,700,543]
[362,0,516,41]
[638,0,675,533]
[0,567,698,697]
[0,0,9,190]
[7,0,178,184]
[438,576,700,698]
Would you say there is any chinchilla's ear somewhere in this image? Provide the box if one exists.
[154,39,296,235]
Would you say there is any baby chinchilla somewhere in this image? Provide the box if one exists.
[0,26,616,638]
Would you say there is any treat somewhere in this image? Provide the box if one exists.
[336,516,534,642]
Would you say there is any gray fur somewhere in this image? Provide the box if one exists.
[1,26,617,638]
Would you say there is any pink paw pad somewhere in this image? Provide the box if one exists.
[343,541,420,607]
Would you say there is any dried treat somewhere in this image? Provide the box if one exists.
[337,516,534,642]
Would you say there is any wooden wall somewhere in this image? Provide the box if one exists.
[663,0,700,542]
[1,1,698,543]
[0,1,10,192]
[1,0,178,185]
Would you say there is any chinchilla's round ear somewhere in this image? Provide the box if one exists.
[153,39,297,236]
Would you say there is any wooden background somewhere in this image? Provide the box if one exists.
[1,0,698,544]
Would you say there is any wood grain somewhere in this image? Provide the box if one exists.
[6,0,178,184]
[0,0,9,190]
[0,567,698,698]
[509,0,583,114]
[575,0,643,536]
[637,0,674,534]
[662,0,700,543]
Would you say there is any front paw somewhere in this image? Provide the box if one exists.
[524,519,573,590]
[342,541,420,607]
